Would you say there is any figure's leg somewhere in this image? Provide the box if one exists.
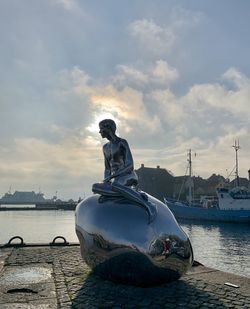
[92,182,121,196]
[111,182,157,224]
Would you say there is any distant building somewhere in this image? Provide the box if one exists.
[135,164,174,201]
[135,165,250,202]
[230,177,249,188]
[171,174,221,201]
[0,191,47,203]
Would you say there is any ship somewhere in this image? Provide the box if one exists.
[0,190,78,210]
[0,190,47,204]
[164,142,250,223]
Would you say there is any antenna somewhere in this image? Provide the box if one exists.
[187,149,192,205]
[232,139,240,187]
[187,149,192,178]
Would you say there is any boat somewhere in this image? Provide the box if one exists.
[0,190,47,204]
[0,189,77,210]
[164,143,250,223]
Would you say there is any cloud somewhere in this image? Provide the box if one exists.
[0,2,249,199]
[113,60,179,90]
[149,89,185,128]
[169,6,203,29]
[128,8,203,57]
[128,19,175,55]
[152,60,179,85]
[0,135,102,199]
[222,67,250,89]
[185,68,250,118]
[1,58,250,198]
[89,85,161,137]
[32,64,250,178]
[50,0,79,10]
[193,127,250,179]
[113,65,148,88]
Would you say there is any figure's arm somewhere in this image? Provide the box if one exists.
[122,139,134,172]
[107,139,134,181]
[103,146,111,181]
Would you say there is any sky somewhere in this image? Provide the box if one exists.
[1,0,250,199]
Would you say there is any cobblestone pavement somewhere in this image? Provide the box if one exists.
[0,246,249,308]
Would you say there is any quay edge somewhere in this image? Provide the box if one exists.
[0,246,249,308]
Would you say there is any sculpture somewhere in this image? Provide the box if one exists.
[92,119,156,223]
[75,119,193,286]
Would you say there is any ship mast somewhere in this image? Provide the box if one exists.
[232,140,240,187]
[187,149,193,205]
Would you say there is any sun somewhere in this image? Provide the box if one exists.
[87,112,117,133]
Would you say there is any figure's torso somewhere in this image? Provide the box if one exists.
[104,138,126,174]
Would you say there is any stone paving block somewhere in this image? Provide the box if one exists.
[0,262,57,307]
[0,246,249,309]
[0,282,56,304]
[0,300,57,309]
[0,249,12,274]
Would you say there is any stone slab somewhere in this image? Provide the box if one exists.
[0,301,57,309]
[0,246,249,309]
[0,248,12,274]
[0,262,57,308]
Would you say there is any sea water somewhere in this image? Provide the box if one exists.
[0,210,249,277]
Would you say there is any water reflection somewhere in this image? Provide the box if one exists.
[179,219,250,277]
[0,211,249,277]
[0,210,78,244]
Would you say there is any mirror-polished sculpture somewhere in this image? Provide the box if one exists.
[75,119,193,286]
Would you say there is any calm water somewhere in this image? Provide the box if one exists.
[0,210,249,277]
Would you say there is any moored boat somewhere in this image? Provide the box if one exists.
[164,143,250,223]
[217,187,250,210]
[164,197,250,223]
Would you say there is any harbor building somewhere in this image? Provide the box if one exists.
[136,164,174,201]
[135,164,250,202]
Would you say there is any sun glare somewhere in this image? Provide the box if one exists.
[87,112,117,133]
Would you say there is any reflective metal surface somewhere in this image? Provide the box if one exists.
[75,193,193,286]
[77,118,193,286]
[92,119,157,223]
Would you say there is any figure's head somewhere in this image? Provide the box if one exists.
[99,119,116,139]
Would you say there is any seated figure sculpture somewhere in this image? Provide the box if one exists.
[75,118,193,286]
[92,119,157,223]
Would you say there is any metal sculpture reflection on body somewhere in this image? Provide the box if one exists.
[75,119,194,286]
[92,119,157,223]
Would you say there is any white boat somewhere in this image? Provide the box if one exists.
[217,187,250,210]
[165,142,250,223]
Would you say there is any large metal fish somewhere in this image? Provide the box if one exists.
[75,193,193,287]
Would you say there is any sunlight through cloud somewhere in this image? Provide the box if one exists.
[86,111,117,133]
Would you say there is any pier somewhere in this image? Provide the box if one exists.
[0,201,77,211]
[0,244,249,308]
